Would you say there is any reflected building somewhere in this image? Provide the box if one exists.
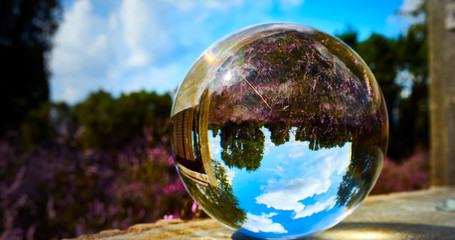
[171,95,247,228]
[172,91,218,187]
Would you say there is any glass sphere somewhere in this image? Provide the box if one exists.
[171,23,388,239]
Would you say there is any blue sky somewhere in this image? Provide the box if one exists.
[50,0,423,104]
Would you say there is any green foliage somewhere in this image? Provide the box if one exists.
[336,26,358,50]
[396,22,429,155]
[20,102,71,146]
[397,24,428,76]
[337,19,429,159]
[72,90,172,150]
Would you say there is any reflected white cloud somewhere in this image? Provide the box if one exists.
[289,151,305,159]
[242,213,287,234]
[265,165,284,178]
[225,167,237,185]
[286,138,309,159]
[294,196,336,219]
[209,133,222,156]
[256,176,331,216]
[264,139,272,156]
[333,148,352,175]
[255,139,352,218]
[208,132,237,184]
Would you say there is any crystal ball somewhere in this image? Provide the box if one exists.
[171,23,388,239]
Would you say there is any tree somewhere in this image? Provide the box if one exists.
[73,90,172,150]
[336,26,359,50]
[338,22,429,159]
[395,18,429,156]
[20,101,71,146]
[0,0,61,134]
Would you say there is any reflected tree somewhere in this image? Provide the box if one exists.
[207,30,385,171]
[180,160,246,228]
[335,143,383,208]
[220,121,265,172]
[266,122,289,146]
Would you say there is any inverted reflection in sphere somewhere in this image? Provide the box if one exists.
[171,23,388,239]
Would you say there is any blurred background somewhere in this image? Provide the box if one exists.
[0,0,429,239]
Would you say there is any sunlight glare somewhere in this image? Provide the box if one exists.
[204,52,216,63]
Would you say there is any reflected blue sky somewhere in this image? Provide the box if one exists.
[51,0,422,104]
[208,127,354,238]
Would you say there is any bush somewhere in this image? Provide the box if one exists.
[0,91,196,240]
[0,134,195,240]
[371,149,430,195]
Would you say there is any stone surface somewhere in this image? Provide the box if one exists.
[68,187,455,240]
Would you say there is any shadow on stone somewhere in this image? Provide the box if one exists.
[307,222,455,240]
[231,222,455,240]
[231,232,261,240]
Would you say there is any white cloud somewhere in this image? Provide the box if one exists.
[163,0,244,11]
[51,0,252,104]
[387,0,425,29]
[51,0,103,75]
[119,63,183,94]
[279,0,305,9]
[242,213,287,234]
[50,0,184,103]
[50,0,115,103]
[399,0,424,13]
[395,69,415,98]
[119,0,173,67]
